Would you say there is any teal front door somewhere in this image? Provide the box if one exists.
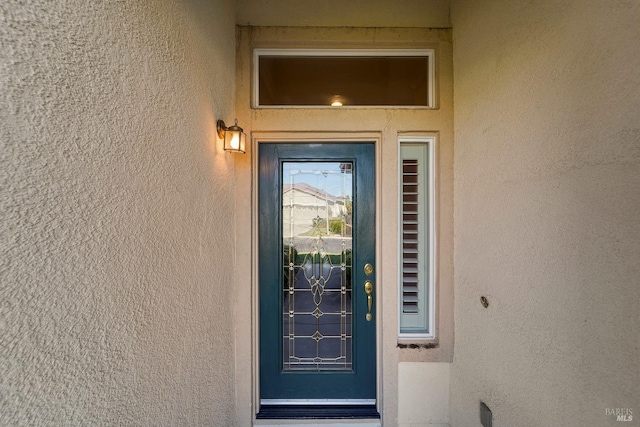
[258,143,378,419]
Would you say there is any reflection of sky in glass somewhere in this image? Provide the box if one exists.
[283,162,352,198]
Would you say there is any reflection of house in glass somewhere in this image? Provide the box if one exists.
[282,182,352,240]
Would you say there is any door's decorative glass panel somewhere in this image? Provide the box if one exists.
[282,162,353,371]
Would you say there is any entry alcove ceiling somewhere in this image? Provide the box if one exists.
[236,0,451,28]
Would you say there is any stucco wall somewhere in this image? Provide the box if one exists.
[1,1,237,425]
[451,1,640,426]
[399,362,450,426]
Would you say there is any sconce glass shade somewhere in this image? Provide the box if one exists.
[217,119,246,153]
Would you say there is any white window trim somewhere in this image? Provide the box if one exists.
[398,136,436,340]
[252,48,436,109]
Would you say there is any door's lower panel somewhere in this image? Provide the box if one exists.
[256,405,380,420]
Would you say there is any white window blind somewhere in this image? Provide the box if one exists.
[402,158,420,314]
[399,140,434,337]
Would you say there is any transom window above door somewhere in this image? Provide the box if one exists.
[253,48,435,108]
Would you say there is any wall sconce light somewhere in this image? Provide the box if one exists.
[217,119,246,153]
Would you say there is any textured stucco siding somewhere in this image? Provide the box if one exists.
[451,1,640,426]
[1,0,237,425]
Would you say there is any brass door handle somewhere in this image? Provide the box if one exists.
[364,280,374,321]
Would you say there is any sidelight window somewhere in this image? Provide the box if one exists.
[399,137,435,338]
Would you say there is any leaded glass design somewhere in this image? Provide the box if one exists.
[282,162,353,371]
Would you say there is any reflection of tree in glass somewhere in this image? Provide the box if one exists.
[304,217,349,236]
[304,216,327,236]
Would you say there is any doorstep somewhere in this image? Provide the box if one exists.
[254,420,381,427]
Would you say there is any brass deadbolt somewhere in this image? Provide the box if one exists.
[364,263,374,276]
